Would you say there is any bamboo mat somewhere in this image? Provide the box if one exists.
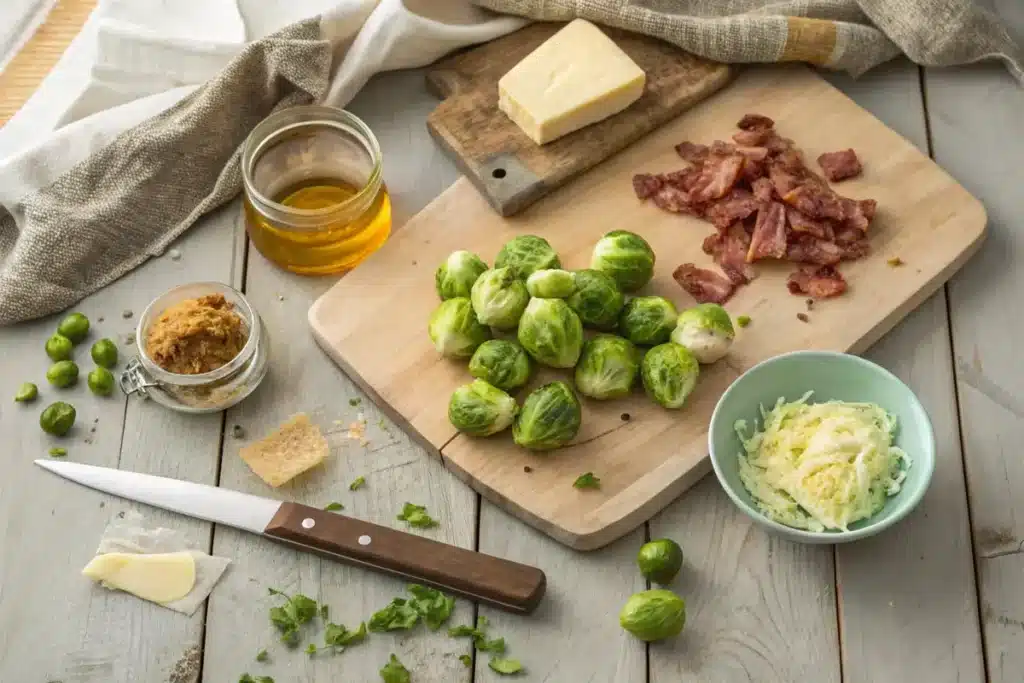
[0,0,98,126]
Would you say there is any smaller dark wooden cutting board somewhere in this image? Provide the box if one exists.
[425,22,733,217]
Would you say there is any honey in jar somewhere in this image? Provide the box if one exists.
[241,106,392,275]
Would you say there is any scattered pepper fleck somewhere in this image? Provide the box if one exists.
[122,309,133,319]
[124,333,136,346]
[620,412,631,422]
[232,424,245,439]
[887,256,905,267]
[736,315,751,328]
[523,465,533,473]
[797,313,810,323]
[805,298,814,310]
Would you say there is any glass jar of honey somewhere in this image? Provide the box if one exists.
[241,106,392,275]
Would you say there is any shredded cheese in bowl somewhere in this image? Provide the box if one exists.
[735,391,911,532]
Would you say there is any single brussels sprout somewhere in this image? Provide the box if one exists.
[470,267,530,330]
[619,589,686,642]
[590,230,656,292]
[670,303,736,364]
[45,334,74,362]
[512,381,582,450]
[574,334,639,400]
[40,401,76,436]
[435,250,488,300]
[525,269,576,299]
[641,343,699,409]
[494,235,561,278]
[448,379,518,436]
[468,340,532,391]
[91,338,119,368]
[57,312,90,343]
[517,298,584,369]
[637,538,683,584]
[619,296,678,346]
[88,367,116,396]
[428,298,491,358]
[14,382,38,403]
[566,269,624,330]
[46,360,79,388]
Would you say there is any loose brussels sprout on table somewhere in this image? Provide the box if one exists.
[619,296,678,346]
[637,538,684,584]
[470,267,530,330]
[574,334,639,400]
[428,297,491,358]
[670,303,735,364]
[468,339,532,391]
[448,379,519,436]
[517,297,584,369]
[619,589,686,642]
[494,235,561,278]
[590,230,656,293]
[566,269,624,330]
[641,343,699,409]
[525,269,576,299]
[435,250,488,300]
[513,381,582,450]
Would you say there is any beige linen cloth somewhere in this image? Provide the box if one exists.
[0,0,1018,325]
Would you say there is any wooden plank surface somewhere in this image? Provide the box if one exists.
[426,21,731,216]
[824,62,985,683]
[310,64,987,551]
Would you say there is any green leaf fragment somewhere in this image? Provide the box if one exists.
[305,643,317,655]
[324,502,345,512]
[459,654,472,667]
[349,397,362,407]
[447,624,484,639]
[736,315,751,328]
[488,658,523,675]
[397,502,439,528]
[380,654,411,683]
[368,597,420,632]
[476,637,506,654]
[573,472,601,489]
[255,649,268,663]
[48,447,68,457]
[320,604,329,621]
[267,588,319,647]
[349,476,366,491]
[289,595,318,624]
[407,584,456,630]
[239,675,274,683]
[339,621,368,646]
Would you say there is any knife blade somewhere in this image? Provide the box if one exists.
[35,459,546,613]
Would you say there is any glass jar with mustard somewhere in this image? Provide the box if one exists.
[241,106,392,275]
[119,282,269,413]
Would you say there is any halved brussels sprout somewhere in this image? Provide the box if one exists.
[448,379,518,436]
[494,235,561,278]
[428,297,491,358]
[566,269,624,330]
[470,267,530,330]
[517,297,584,369]
[619,296,678,346]
[468,339,532,391]
[512,381,582,450]
[435,250,488,300]
[641,343,699,409]
[670,303,735,364]
[590,230,656,292]
[525,269,576,299]
[574,334,639,400]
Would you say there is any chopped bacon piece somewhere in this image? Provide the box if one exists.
[859,198,877,221]
[673,264,736,304]
[733,129,770,146]
[833,225,863,246]
[769,164,801,197]
[774,149,806,174]
[661,168,701,191]
[740,158,767,183]
[817,148,862,182]
[704,189,758,228]
[747,202,788,262]
[633,174,663,200]
[839,238,871,261]
[674,141,708,164]
[782,185,845,221]
[689,153,745,202]
[709,140,734,155]
[787,265,847,299]
[735,146,769,162]
[737,113,775,131]
[752,177,774,203]
[708,223,757,284]
[762,132,795,154]
[838,197,873,231]
[786,234,843,265]
[652,186,699,214]
[786,206,833,240]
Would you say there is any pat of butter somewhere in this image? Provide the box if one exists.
[498,19,646,145]
[82,551,197,604]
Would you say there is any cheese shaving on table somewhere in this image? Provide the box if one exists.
[735,391,911,532]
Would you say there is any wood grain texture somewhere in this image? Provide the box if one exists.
[310,64,987,551]
[203,72,478,683]
[0,0,96,125]
[927,55,1024,682]
[824,61,985,683]
[425,21,731,216]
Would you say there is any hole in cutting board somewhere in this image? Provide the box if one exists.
[491,168,506,179]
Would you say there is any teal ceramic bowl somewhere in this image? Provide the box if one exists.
[708,350,935,544]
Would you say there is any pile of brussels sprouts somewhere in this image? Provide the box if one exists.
[428,231,737,451]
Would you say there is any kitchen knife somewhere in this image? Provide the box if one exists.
[35,459,546,614]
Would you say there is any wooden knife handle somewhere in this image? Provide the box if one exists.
[264,502,546,614]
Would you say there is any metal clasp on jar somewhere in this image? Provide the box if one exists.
[119,357,159,398]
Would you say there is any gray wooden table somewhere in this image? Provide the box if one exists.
[2,22,1023,683]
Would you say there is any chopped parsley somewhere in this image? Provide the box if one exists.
[379,653,411,683]
[488,658,524,675]
[324,502,345,512]
[736,315,751,328]
[573,472,601,489]
[368,597,420,632]
[397,502,439,528]
[254,649,268,663]
[349,476,366,491]
[459,654,472,667]
[267,588,318,647]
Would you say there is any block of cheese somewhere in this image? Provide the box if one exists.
[498,19,646,145]
[82,551,197,604]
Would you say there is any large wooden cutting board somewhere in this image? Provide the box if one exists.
[310,65,986,551]
[425,22,732,217]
